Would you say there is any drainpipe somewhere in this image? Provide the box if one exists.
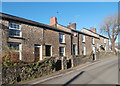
[77,32,79,55]
[42,28,45,56]
[71,34,74,67]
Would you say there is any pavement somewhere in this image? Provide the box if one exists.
[20,55,118,85]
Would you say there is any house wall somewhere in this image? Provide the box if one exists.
[1,20,44,62]
[0,22,2,59]
[72,32,78,55]
[1,19,72,62]
[44,29,59,57]
[99,37,109,51]
[21,24,43,62]
[1,20,9,54]
[79,34,93,55]
[57,24,71,33]
[81,29,99,38]
[1,18,109,63]
[64,33,71,57]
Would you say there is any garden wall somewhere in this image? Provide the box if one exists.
[2,52,114,84]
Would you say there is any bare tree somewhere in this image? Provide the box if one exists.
[100,13,119,55]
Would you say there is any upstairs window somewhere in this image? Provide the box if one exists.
[92,38,95,44]
[9,22,21,37]
[104,39,106,44]
[82,35,85,42]
[59,34,65,43]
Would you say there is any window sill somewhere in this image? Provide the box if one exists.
[82,41,85,43]
[60,42,66,44]
[9,36,25,40]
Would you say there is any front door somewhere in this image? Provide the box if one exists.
[34,45,42,62]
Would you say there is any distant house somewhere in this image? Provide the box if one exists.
[81,28,109,52]
[0,13,109,62]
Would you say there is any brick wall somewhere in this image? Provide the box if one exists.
[21,24,43,62]
[44,29,59,57]
[79,34,93,55]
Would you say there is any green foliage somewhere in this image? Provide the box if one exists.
[81,55,86,58]
[3,55,13,66]
[13,63,17,66]
[12,80,17,84]
[29,68,33,71]
[36,62,40,67]
[40,64,44,68]
[49,62,55,68]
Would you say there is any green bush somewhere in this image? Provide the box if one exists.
[36,62,40,67]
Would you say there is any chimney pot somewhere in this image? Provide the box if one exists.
[67,23,76,30]
[90,28,96,32]
[49,17,58,26]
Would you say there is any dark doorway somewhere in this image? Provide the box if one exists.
[73,44,76,55]
[67,59,72,69]
[45,45,51,56]
[55,60,62,71]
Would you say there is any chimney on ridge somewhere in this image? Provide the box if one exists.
[90,27,96,33]
[49,17,58,26]
[67,23,76,30]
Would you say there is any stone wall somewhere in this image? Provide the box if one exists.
[2,52,114,84]
[2,56,68,84]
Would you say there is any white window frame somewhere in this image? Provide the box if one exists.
[59,34,65,43]
[19,44,22,60]
[59,47,65,56]
[92,46,96,53]
[82,46,86,55]
[82,35,85,42]
[104,39,106,43]
[34,45,42,60]
[9,22,22,37]
[8,42,22,60]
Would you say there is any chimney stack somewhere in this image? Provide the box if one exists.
[90,28,96,32]
[49,17,58,26]
[67,23,76,30]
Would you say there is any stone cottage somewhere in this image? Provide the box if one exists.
[0,13,109,62]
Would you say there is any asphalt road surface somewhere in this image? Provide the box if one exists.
[22,56,119,85]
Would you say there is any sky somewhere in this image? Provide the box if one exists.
[1,2,118,43]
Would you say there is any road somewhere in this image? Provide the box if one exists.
[23,56,119,85]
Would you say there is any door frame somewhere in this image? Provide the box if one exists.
[19,44,22,60]
[34,45,42,61]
